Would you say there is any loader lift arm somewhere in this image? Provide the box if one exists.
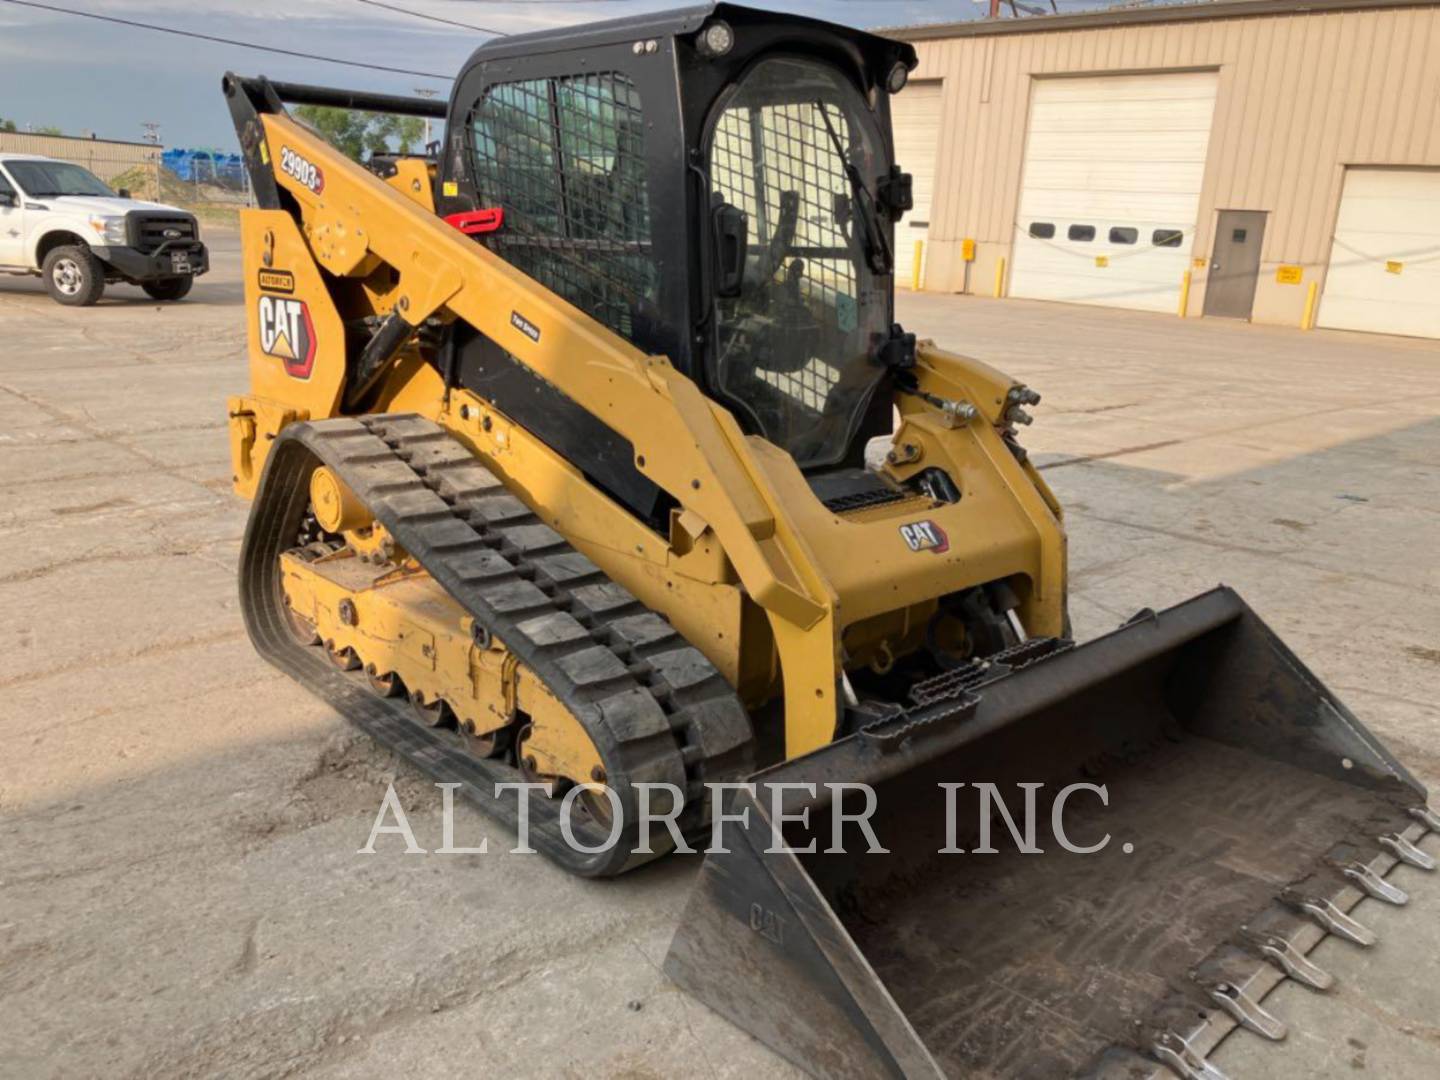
[224,72,845,755]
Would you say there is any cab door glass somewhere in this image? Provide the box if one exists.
[705,57,890,468]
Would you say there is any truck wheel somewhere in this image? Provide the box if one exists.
[142,277,194,302]
[42,246,105,306]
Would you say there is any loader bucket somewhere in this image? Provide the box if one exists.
[665,587,1437,1078]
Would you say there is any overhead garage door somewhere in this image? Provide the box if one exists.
[1318,168,1440,340]
[1009,72,1219,313]
[891,81,942,288]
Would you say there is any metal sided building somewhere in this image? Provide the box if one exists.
[888,0,1440,339]
[0,132,162,185]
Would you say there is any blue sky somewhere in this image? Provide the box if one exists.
[0,0,1100,150]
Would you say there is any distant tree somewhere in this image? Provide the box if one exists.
[293,106,427,161]
[35,125,62,136]
[374,114,427,156]
[293,105,367,159]
[0,118,16,133]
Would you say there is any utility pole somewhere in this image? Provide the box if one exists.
[414,88,440,153]
[142,121,162,200]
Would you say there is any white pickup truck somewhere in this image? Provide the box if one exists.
[0,153,209,306]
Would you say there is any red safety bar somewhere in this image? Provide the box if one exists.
[444,208,505,236]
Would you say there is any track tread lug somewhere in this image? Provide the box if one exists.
[676,697,754,760]
[571,582,641,620]
[533,552,603,585]
[413,518,482,552]
[379,488,452,519]
[647,646,721,694]
[368,414,441,440]
[431,469,504,502]
[499,523,567,553]
[466,494,532,523]
[517,611,591,648]
[558,645,632,687]
[482,579,552,615]
[596,688,673,742]
[608,613,679,651]
[448,548,516,582]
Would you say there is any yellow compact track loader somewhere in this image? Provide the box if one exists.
[223,5,1436,1076]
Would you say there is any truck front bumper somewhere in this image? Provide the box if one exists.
[93,241,210,283]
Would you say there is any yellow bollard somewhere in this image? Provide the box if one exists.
[911,240,924,291]
[1302,281,1318,330]
[1178,269,1191,318]
[993,255,1006,299]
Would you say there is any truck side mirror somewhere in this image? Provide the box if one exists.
[0,192,16,208]
[712,202,748,298]
[117,188,131,200]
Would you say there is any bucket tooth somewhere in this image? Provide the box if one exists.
[1152,1031,1230,1080]
[1343,862,1409,905]
[1282,890,1377,947]
[1242,930,1335,991]
[1380,833,1436,871]
[1207,982,1287,1041]
[1410,806,1440,833]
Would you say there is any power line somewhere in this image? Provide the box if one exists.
[351,0,504,35]
[438,0,760,5]
[433,0,1096,5]
[0,0,457,80]
[437,0,697,5]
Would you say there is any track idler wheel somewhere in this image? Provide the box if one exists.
[280,591,321,647]
[283,605,321,647]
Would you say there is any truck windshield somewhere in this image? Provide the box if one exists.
[704,57,891,468]
[5,161,115,199]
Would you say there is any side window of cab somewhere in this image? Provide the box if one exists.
[465,72,656,345]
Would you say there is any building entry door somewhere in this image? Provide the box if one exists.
[1204,210,1267,319]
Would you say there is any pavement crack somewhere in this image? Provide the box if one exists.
[232,918,261,978]
[0,544,235,587]
[1053,400,1147,415]
[0,628,248,690]
[1066,508,1439,596]
[1039,440,1184,470]
[630,939,719,1080]
[0,380,230,501]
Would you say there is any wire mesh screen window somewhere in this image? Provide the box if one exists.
[467,72,656,343]
[710,100,861,411]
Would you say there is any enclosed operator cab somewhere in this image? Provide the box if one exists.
[436,5,917,524]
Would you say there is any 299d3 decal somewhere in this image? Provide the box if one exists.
[278,145,324,195]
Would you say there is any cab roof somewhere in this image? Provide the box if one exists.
[462,2,914,68]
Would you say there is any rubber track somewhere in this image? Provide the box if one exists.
[239,414,753,876]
